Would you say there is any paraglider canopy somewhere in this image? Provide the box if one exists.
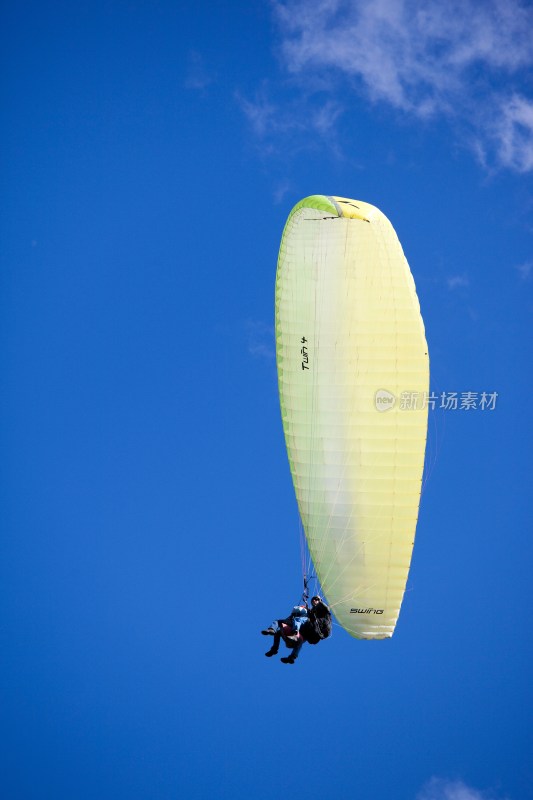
[276,195,429,639]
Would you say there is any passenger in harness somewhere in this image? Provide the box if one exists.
[261,596,332,665]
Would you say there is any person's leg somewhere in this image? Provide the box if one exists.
[265,630,281,657]
[291,639,303,660]
[281,640,303,664]
[262,619,281,635]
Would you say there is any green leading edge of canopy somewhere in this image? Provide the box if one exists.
[282,195,372,227]
[288,195,338,217]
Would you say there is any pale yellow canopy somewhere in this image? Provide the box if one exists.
[276,195,429,639]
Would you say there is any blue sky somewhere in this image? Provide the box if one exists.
[1,1,532,799]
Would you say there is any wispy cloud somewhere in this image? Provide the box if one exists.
[184,50,215,91]
[236,83,344,153]
[273,179,293,204]
[515,260,533,280]
[487,95,533,173]
[262,0,533,172]
[236,84,296,139]
[447,274,469,290]
[245,320,275,360]
[417,777,510,800]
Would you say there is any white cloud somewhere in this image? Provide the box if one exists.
[236,84,344,150]
[267,0,533,171]
[311,99,344,135]
[417,777,510,800]
[273,179,293,204]
[237,87,284,138]
[489,95,533,173]
[184,51,214,91]
[245,320,275,360]
[515,260,533,280]
[447,275,469,290]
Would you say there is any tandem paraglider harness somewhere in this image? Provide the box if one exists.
[290,575,333,646]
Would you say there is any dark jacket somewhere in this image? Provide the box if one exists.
[301,601,332,645]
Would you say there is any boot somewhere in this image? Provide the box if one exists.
[265,648,278,657]
[261,628,276,636]
[280,656,295,664]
